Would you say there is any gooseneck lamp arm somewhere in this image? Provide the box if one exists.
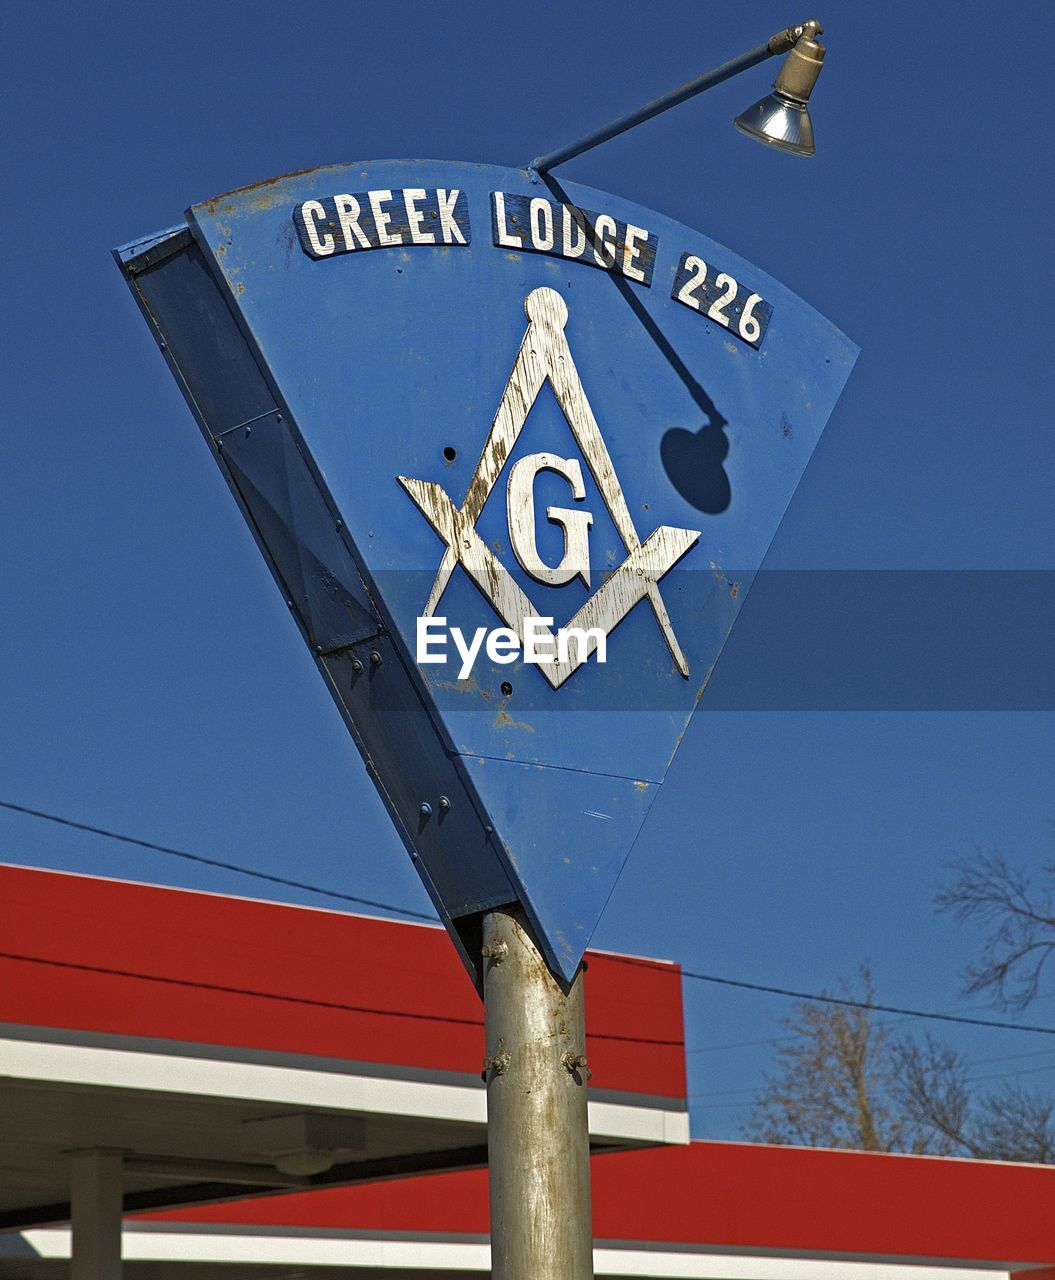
[530,20,824,174]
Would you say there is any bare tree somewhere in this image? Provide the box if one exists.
[973,1083,1055,1163]
[894,1035,971,1156]
[740,970,1055,1162]
[741,967,929,1153]
[895,1034,1055,1161]
[936,848,1055,1010]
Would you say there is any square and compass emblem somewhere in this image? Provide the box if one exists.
[398,288,701,689]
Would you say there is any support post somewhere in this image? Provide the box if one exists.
[482,908,593,1280]
[70,1150,123,1280]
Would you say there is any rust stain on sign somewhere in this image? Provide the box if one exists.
[494,709,535,733]
[199,163,329,217]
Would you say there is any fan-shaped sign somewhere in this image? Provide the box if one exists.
[116,160,857,986]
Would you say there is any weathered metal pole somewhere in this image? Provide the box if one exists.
[482,907,593,1280]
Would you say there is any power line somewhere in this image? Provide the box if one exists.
[970,1046,1055,1068]
[689,1083,765,1101]
[6,796,1055,1040]
[0,950,481,1026]
[687,997,1042,1056]
[0,798,435,922]
[968,1061,1055,1086]
[688,1035,783,1055]
[690,1047,1055,1102]
[607,954,1055,1037]
[700,1099,762,1111]
[686,1054,1055,1105]
[689,1053,1055,1106]
[0,951,682,1048]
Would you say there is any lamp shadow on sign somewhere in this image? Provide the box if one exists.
[659,419,731,514]
[539,172,732,516]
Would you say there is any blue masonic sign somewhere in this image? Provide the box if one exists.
[115,160,857,987]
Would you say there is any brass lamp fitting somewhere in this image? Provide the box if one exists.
[768,19,824,55]
[775,29,827,104]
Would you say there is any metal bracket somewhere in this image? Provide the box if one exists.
[530,19,827,175]
[560,1051,592,1081]
[768,19,824,53]
[481,1049,512,1082]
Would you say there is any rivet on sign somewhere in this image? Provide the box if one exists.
[370,650,382,666]
[315,645,322,654]
[419,802,433,820]
[350,658,363,674]
[438,795,451,813]
[159,341,167,352]
[276,413,283,422]
[335,519,343,530]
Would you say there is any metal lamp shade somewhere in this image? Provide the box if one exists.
[734,91,816,157]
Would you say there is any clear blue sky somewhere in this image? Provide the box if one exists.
[3,0,1054,1138]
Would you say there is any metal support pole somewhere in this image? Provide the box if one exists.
[530,21,821,175]
[70,1150,123,1280]
[482,908,593,1280]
